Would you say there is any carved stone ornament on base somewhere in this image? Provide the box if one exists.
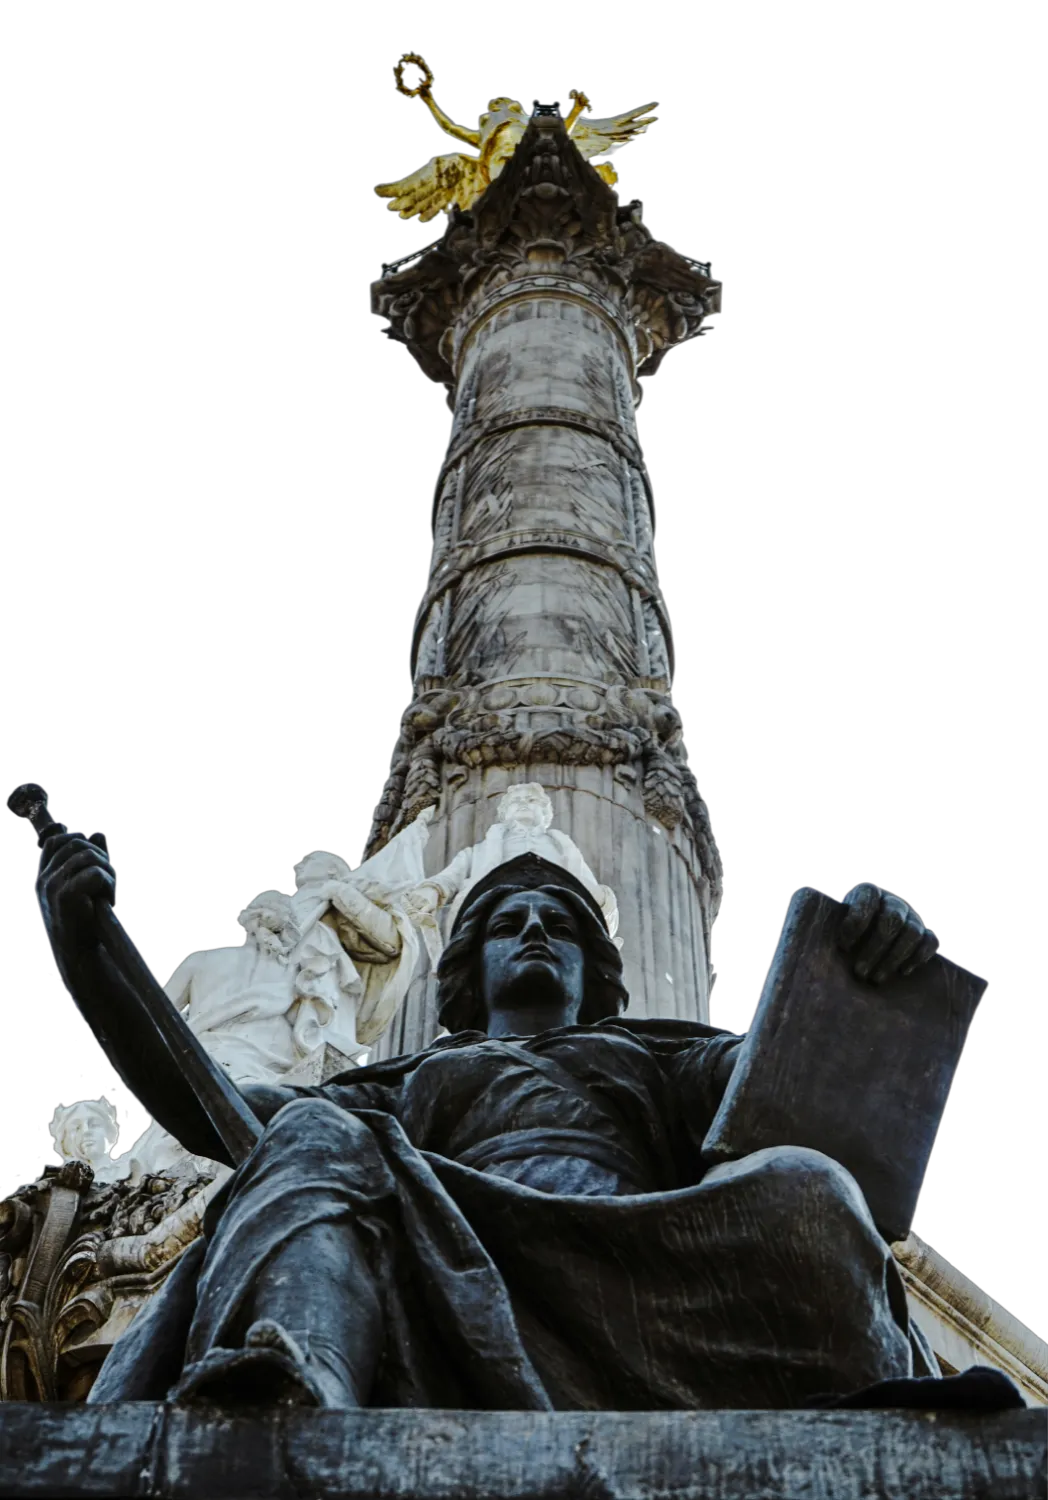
[0,1157,221,1402]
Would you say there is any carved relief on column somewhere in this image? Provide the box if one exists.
[412,411,674,693]
[430,460,462,557]
[627,462,656,562]
[413,600,446,682]
[641,599,671,684]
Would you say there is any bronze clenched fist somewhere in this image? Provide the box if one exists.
[35,828,116,954]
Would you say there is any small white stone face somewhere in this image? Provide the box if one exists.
[495,782,554,832]
[236,891,301,959]
[417,783,620,945]
[49,1097,121,1179]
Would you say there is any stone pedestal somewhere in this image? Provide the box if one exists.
[0,1404,1042,1498]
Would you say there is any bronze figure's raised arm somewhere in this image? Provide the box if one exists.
[8,785,262,1167]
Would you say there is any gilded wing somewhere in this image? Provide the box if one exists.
[570,102,658,160]
[375,152,487,222]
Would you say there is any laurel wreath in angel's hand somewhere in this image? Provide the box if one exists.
[375,56,657,223]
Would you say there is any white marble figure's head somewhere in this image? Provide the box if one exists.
[49,1096,119,1169]
[238,891,300,960]
[496,783,554,833]
[294,851,353,891]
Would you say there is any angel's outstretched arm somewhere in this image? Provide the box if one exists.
[565,90,591,133]
[392,55,480,148]
[419,87,481,148]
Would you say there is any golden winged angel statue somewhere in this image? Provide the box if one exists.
[375,54,657,223]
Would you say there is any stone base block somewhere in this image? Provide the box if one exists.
[0,1405,1043,1499]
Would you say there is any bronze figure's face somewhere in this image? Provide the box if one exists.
[434,858,628,1036]
[479,890,586,1030]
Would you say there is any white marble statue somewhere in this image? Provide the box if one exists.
[156,807,434,1087]
[402,783,619,941]
[49,1096,124,1182]
[117,811,434,1177]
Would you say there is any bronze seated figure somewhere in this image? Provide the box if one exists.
[37,832,944,1410]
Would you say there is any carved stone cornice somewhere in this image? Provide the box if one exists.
[372,113,720,388]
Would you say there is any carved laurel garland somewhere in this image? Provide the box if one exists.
[365,680,723,916]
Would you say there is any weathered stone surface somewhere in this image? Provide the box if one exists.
[896,1234,1048,1406]
[0,1404,1042,1499]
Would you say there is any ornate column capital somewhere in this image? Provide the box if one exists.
[372,113,721,387]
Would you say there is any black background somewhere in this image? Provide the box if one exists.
[6,38,1043,1338]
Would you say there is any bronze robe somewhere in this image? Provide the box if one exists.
[90,1019,923,1409]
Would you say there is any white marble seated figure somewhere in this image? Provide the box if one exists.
[49,1097,124,1182]
[119,811,434,1177]
[403,783,619,945]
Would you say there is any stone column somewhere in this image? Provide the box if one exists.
[370,110,721,1054]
